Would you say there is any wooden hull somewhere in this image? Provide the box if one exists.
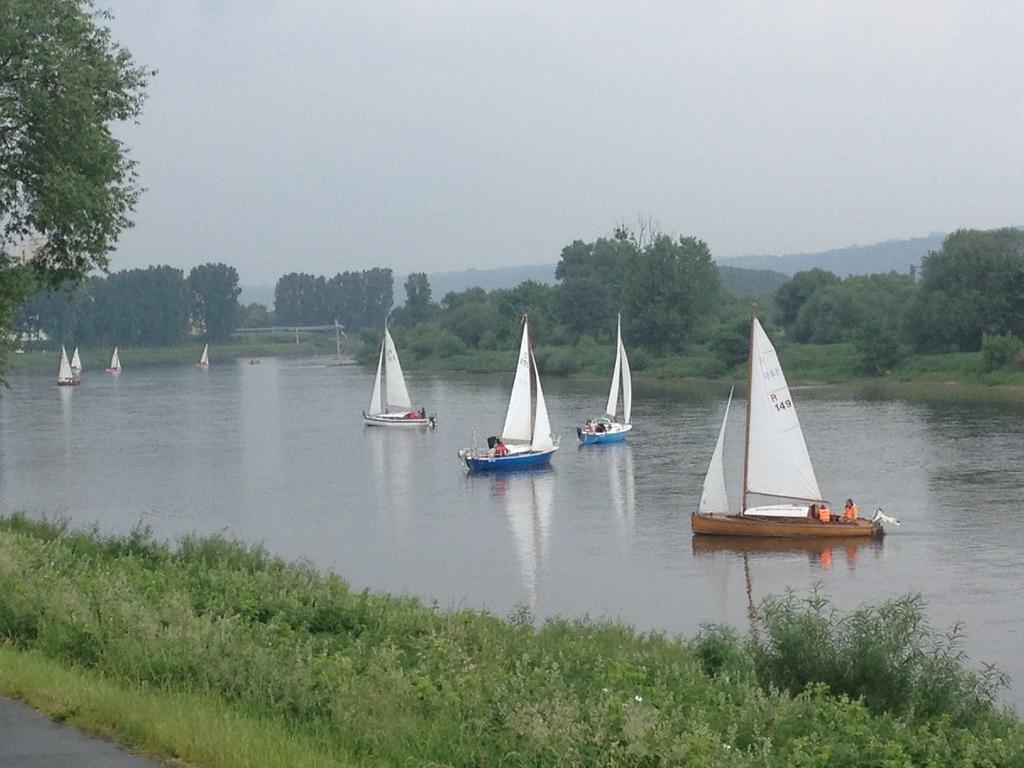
[691,512,882,539]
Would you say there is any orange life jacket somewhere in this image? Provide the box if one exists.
[818,505,831,523]
[843,503,858,521]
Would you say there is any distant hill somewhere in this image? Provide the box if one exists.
[721,233,947,277]
[399,265,558,300]
[717,265,788,298]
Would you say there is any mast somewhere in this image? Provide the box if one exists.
[740,307,755,514]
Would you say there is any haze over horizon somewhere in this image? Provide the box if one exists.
[105,1,1024,286]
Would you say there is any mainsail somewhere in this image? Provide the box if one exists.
[501,319,534,445]
[603,315,632,424]
[108,347,121,371]
[383,328,412,411]
[198,344,209,366]
[745,318,822,505]
[699,387,733,514]
[70,347,82,372]
[58,346,75,384]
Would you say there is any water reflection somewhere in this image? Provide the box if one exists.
[491,470,554,611]
[691,534,883,570]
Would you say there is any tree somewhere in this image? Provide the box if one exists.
[1,1,151,377]
[188,263,241,341]
[774,269,841,329]
[402,272,433,325]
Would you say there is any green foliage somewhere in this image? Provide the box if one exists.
[981,332,1024,372]
[0,518,1019,767]
[239,301,274,328]
[274,268,393,330]
[909,228,1024,352]
[855,321,904,376]
[187,263,241,341]
[775,269,841,328]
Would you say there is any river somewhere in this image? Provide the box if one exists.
[2,355,1023,708]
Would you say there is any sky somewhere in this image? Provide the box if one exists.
[103,1,1024,286]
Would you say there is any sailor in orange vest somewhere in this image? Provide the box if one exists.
[842,498,859,521]
[817,503,832,523]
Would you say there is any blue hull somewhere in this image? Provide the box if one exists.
[577,430,628,445]
[462,448,556,471]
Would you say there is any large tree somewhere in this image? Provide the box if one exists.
[1,0,150,376]
[188,263,241,341]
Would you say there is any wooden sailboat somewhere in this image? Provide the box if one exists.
[57,345,79,386]
[691,316,884,539]
[196,343,209,368]
[459,315,558,470]
[70,347,82,373]
[363,326,433,426]
[578,313,632,444]
[104,346,121,374]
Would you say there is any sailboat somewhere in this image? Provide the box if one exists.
[57,345,79,386]
[363,326,433,427]
[577,313,632,444]
[196,343,209,368]
[104,346,121,374]
[331,320,346,366]
[70,347,82,373]
[691,316,885,539]
[459,315,558,470]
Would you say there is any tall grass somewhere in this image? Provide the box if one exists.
[0,515,1020,767]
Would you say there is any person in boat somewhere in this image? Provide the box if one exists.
[419,407,426,418]
[817,503,832,523]
[584,419,593,433]
[842,498,859,521]
[493,438,509,457]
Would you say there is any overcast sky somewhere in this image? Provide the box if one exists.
[104,1,1024,285]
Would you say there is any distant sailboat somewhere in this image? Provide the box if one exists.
[196,343,209,368]
[70,347,82,372]
[57,345,79,386]
[691,315,885,539]
[363,326,433,426]
[578,313,632,444]
[104,346,121,374]
[459,315,558,470]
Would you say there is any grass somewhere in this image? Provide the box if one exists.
[0,515,1021,767]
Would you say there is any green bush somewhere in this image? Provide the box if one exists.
[981,332,1024,372]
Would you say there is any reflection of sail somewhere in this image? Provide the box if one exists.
[608,444,636,541]
[364,427,413,526]
[497,471,554,611]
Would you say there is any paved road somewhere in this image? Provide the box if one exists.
[0,696,161,767]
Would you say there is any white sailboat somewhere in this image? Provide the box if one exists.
[363,327,432,426]
[57,345,79,386]
[459,315,558,470]
[196,343,209,368]
[692,316,884,539]
[70,347,82,372]
[578,313,632,443]
[104,346,121,374]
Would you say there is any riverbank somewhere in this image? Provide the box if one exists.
[0,515,1019,767]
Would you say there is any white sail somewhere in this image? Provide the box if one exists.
[383,328,412,411]
[745,318,822,505]
[368,340,384,415]
[699,387,733,514]
[198,344,209,366]
[108,346,121,371]
[58,346,75,383]
[501,319,533,444]
[530,353,555,452]
[70,347,82,371]
[604,317,622,419]
[620,327,632,425]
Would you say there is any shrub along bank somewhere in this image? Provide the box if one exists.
[0,515,1020,767]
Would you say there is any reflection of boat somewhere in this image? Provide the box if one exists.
[104,346,121,374]
[691,534,882,557]
[196,343,209,368]
[363,326,434,427]
[494,470,554,610]
[578,314,632,444]
[692,316,884,539]
[58,345,80,386]
[70,347,82,372]
[459,315,558,470]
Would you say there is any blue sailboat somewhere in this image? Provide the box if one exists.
[578,314,632,444]
[459,316,558,471]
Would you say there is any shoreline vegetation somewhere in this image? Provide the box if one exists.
[0,516,1021,767]
[9,333,1024,404]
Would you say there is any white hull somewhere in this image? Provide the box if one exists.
[363,411,432,427]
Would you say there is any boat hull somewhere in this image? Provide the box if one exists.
[57,380,80,386]
[577,423,631,444]
[460,447,557,471]
[363,411,432,427]
[691,512,882,539]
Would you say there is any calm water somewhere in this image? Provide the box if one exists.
[2,356,1024,707]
